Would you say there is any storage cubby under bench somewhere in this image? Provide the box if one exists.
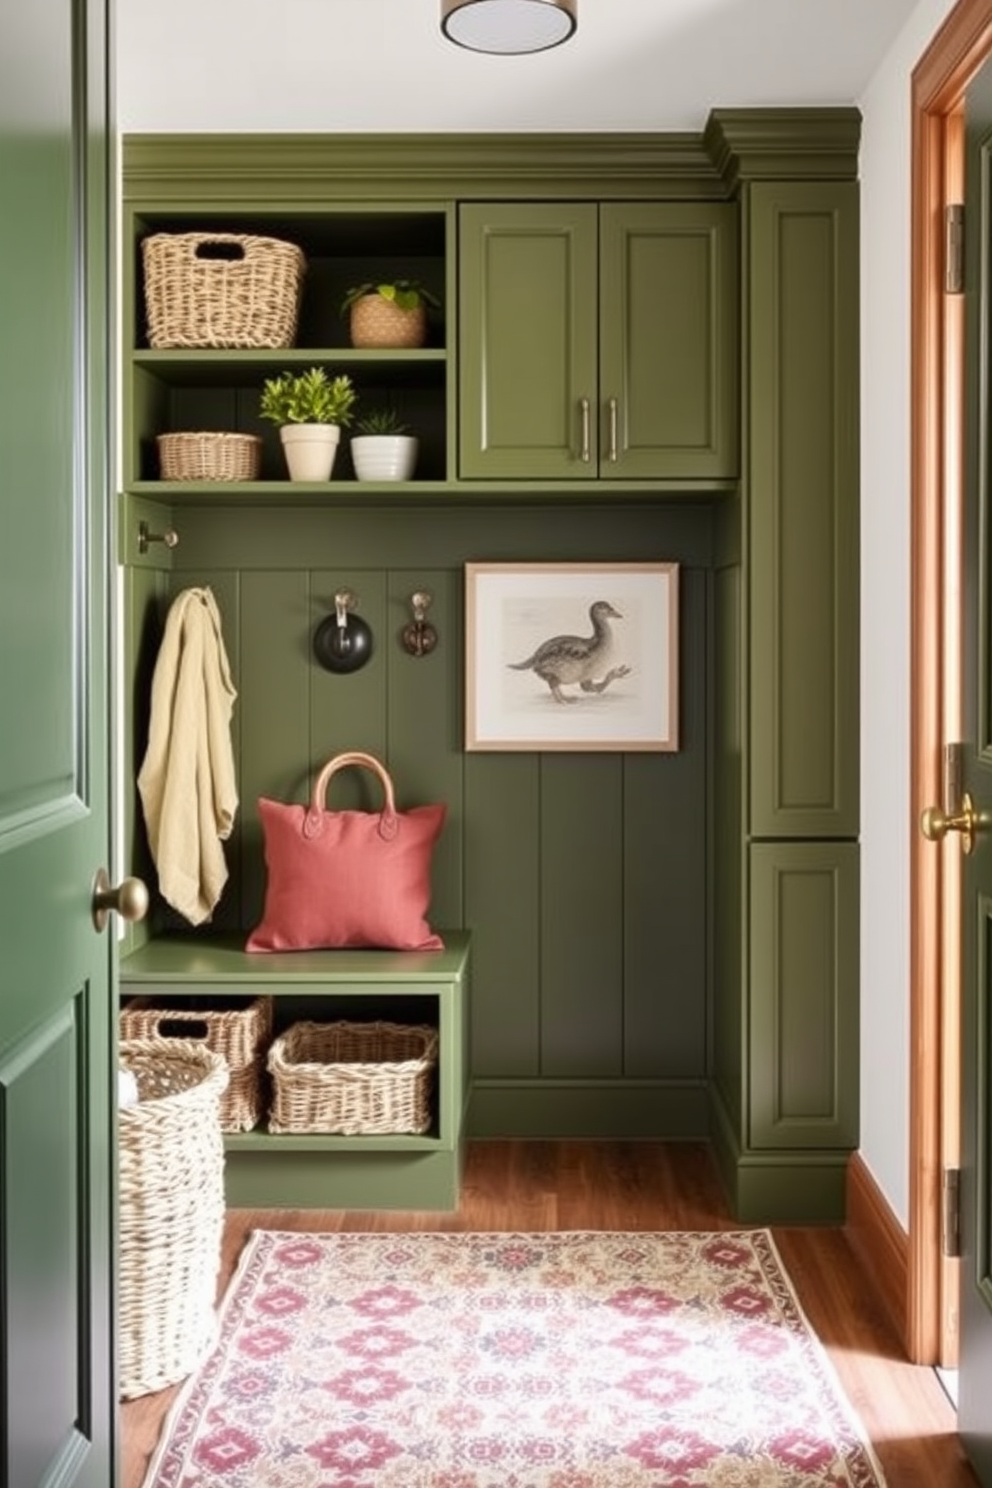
[119,931,471,1212]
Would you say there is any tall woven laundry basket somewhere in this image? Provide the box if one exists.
[118,1037,229,1399]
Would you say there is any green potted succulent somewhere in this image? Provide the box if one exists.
[340,280,441,349]
[350,406,418,483]
[259,365,357,481]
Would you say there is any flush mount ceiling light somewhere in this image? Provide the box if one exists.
[441,0,577,55]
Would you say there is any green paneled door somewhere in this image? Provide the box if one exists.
[748,841,859,1151]
[459,203,599,479]
[0,0,115,1484]
[599,202,738,479]
[459,200,738,482]
[748,180,860,839]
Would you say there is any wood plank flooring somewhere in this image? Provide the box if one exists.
[120,1140,980,1488]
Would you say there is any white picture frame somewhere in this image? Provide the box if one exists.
[464,561,680,752]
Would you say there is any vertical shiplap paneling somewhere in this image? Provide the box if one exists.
[464,754,541,1077]
[386,567,464,932]
[309,569,389,803]
[238,570,312,928]
[540,756,624,1077]
[623,567,708,1078]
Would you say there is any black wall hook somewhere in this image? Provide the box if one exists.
[313,590,374,673]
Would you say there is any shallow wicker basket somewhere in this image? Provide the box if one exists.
[118,1038,229,1399]
[141,231,306,349]
[120,996,273,1132]
[157,431,262,482]
[267,1019,438,1135]
[348,293,427,349]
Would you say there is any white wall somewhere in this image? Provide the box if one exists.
[858,0,957,1227]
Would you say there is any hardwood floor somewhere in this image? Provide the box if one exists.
[120,1140,980,1488]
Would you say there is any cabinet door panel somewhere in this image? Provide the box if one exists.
[459,203,598,479]
[748,181,859,837]
[748,841,859,1150]
[600,203,738,479]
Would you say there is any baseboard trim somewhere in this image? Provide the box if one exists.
[845,1151,908,1345]
[467,1079,709,1139]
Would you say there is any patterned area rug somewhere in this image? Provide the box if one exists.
[141,1229,887,1487]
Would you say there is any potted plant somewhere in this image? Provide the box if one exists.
[259,365,357,481]
[350,407,419,483]
[340,280,441,349]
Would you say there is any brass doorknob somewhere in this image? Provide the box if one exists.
[91,868,149,932]
[920,792,977,855]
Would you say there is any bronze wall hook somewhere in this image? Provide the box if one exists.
[402,590,438,657]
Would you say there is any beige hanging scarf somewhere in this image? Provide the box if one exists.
[137,586,238,925]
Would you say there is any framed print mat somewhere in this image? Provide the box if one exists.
[464,561,679,752]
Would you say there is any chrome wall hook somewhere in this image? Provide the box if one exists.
[313,589,374,673]
[137,520,179,555]
[402,590,438,658]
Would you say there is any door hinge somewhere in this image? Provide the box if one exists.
[943,1167,961,1258]
[946,204,965,295]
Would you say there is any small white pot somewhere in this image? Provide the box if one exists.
[351,434,419,483]
[279,423,341,481]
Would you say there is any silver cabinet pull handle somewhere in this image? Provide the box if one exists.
[580,397,591,463]
[608,397,619,463]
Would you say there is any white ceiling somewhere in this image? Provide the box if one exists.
[117,0,924,133]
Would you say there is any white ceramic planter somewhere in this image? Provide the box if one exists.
[350,434,419,483]
[280,423,341,481]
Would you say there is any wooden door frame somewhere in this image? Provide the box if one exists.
[910,0,992,1364]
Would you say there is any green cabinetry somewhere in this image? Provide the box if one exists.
[119,118,861,1222]
[124,208,451,491]
[749,181,860,839]
[458,201,738,481]
[119,934,472,1211]
[711,155,861,1223]
[748,841,859,1151]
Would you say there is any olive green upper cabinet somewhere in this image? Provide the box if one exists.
[458,202,739,482]
[747,180,859,839]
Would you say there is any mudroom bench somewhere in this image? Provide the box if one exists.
[119,931,472,1212]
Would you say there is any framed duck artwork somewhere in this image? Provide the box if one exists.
[464,561,679,752]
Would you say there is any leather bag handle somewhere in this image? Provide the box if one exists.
[304,751,398,842]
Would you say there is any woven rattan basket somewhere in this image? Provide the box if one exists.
[157,431,262,482]
[120,996,272,1132]
[267,1019,438,1135]
[141,231,305,349]
[118,1038,229,1399]
[348,293,427,349]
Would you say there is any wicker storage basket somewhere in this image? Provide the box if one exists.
[120,995,273,1132]
[267,1019,438,1135]
[141,231,306,349]
[118,1038,229,1399]
[157,431,262,482]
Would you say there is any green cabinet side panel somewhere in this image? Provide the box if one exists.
[748,181,860,838]
[623,567,709,1078]
[711,562,744,1133]
[600,203,739,479]
[458,203,599,479]
[748,840,859,1151]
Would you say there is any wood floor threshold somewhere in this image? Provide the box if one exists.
[120,1140,979,1488]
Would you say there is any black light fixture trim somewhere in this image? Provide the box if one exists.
[441,0,577,55]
